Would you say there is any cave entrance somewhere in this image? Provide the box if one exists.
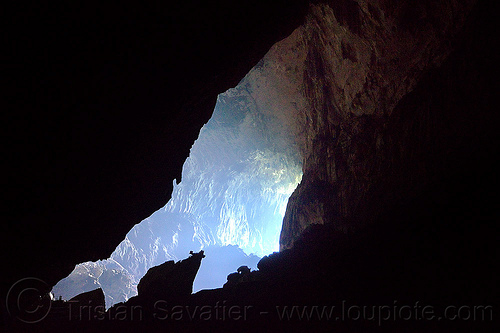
[51,70,303,308]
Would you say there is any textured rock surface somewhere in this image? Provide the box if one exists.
[272,0,479,249]
[51,259,136,308]
[2,0,497,332]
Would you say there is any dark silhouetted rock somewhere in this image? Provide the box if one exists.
[136,251,205,302]
[67,288,106,321]
[223,265,255,289]
[2,1,497,332]
[223,273,240,289]
[237,266,250,275]
[69,288,105,307]
[257,255,272,272]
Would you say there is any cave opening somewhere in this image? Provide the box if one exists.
[51,68,303,308]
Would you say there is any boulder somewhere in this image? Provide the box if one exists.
[137,251,205,302]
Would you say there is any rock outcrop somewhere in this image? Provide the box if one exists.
[67,288,106,320]
[51,259,136,308]
[3,0,497,332]
[223,265,252,289]
[136,251,205,302]
[232,0,480,249]
[68,288,105,308]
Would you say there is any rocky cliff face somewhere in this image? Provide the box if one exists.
[242,0,480,249]
[4,0,496,331]
[51,0,491,304]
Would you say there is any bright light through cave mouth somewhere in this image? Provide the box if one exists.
[52,75,302,309]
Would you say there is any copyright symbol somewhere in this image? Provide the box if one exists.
[6,277,52,323]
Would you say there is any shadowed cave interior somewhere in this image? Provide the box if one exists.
[2,1,498,332]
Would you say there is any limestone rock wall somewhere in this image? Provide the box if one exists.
[260,0,480,249]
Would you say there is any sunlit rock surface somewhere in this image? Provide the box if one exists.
[52,66,302,307]
[50,260,135,309]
